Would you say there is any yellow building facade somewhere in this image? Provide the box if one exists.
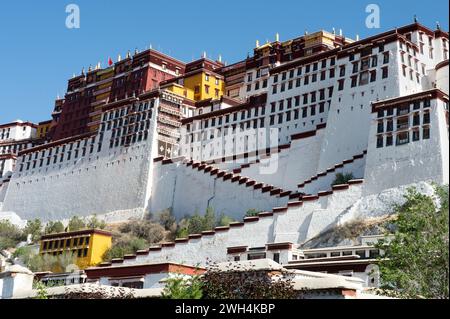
[36,120,52,139]
[39,229,112,270]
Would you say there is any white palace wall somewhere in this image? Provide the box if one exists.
[150,159,289,220]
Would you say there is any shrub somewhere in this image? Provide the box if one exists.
[44,221,65,234]
[119,220,165,244]
[158,209,176,231]
[202,262,297,299]
[68,216,86,231]
[28,252,77,273]
[0,220,25,249]
[103,235,148,261]
[86,215,106,229]
[245,209,260,217]
[22,219,43,243]
[331,172,354,186]
[162,275,203,299]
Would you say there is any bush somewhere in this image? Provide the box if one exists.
[22,219,43,243]
[162,275,203,299]
[202,262,297,299]
[27,252,77,273]
[331,172,354,186]
[119,220,165,244]
[86,215,106,229]
[158,209,176,231]
[175,208,235,238]
[44,221,65,234]
[0,220,25,249]
[68,216,86,231]
[217,214,234,227]
[245,209,260,217]
[103,235,148,261]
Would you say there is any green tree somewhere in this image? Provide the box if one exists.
[0,220,25,249]
[162,275,203,299]
[33,281,49,299]
[203,207,216,231]
[44,221,64,234]
[102,235,148,261]
[217,214,234,227]
[331,172,354,186]
[376,185,449,299]
[28,252,77,273]
[86,215,106,229]
[187,214,205,234]
[68,216,86,231]
[23,219,43,242]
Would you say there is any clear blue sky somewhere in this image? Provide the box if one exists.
[0,0,448,124]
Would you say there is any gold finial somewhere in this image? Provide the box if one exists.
[275,33,279,42]
[117,54,122,62]
[256,40,260,48]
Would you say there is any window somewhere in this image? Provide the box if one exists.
[359,71,369,86]
[423,127,430,139]
[423,112,430,124]
[329,68,335,78]
[338,79,345,91]
[386,135,393,146]
[382,67,389,79]
[339,65,346,77]
[369,70,376,82]
[371,55,378,67]
[397,117,409,130]
[272,85,277,94]
[396,132,409,145]
[246,84,251,92]
[273,253,280,263]
[383,52,390,64]
[386,119,393,132]
[413,113,420,126]
[377,121,384,133]
[377,136,383,148]
[413,130,420,141]
[352,62,359,73]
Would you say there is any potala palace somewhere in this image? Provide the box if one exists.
[0,22,448,270]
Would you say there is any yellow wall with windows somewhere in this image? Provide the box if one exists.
[37,122,52,139]
[183,72,225,101]
[39,230,112,270]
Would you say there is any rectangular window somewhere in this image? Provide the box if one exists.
[423,127,430,139]
[377,121,384,133]
[382,67,389,79]
[386,135,393,146]
[396,132,409,145]
[412,130,420,141]
[377,136,383,148]
[423,112,430,124]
